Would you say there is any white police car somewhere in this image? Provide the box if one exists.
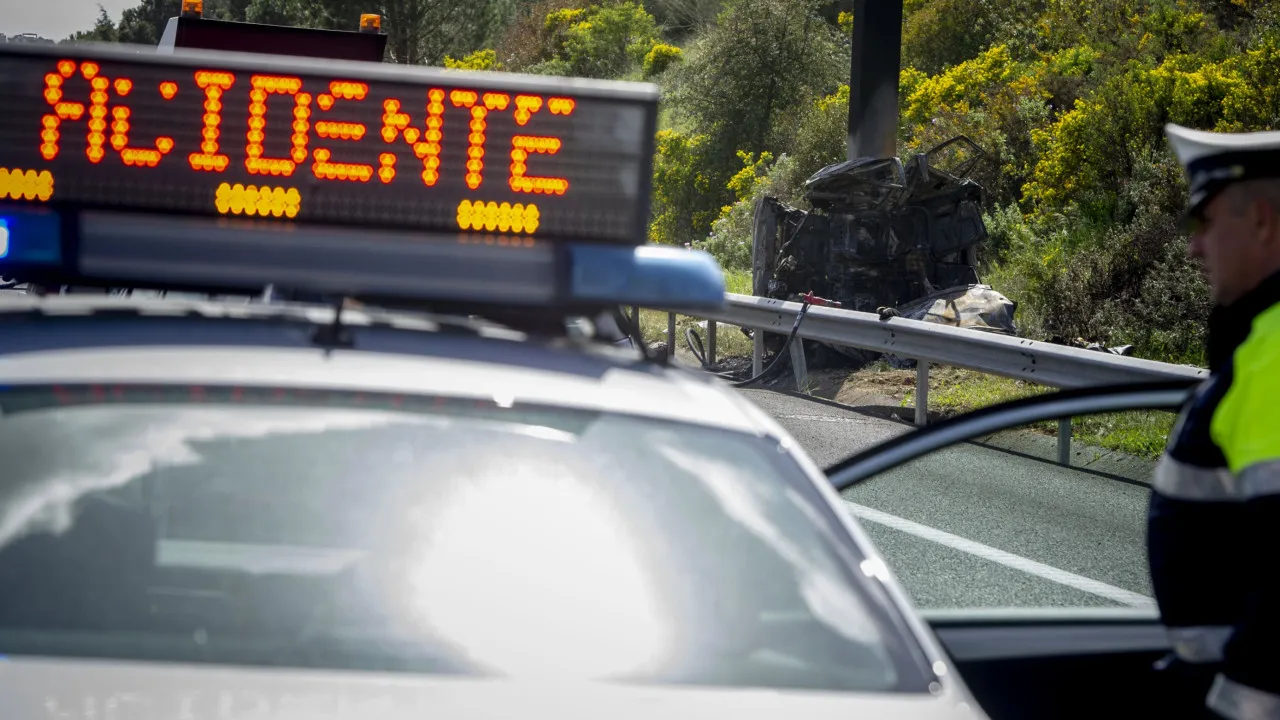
[0,35,984,720]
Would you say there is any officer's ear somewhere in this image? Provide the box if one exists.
[1234,181,1280,248]
[1257,188,1280,250]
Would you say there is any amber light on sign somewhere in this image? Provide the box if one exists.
[0,168,54,201]
[215,183,300,218]
[456,199,539,234]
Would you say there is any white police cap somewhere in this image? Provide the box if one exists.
[1166,123,1280,215]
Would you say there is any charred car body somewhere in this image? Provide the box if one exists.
[754,136,990,311]
[747,137,1017,366]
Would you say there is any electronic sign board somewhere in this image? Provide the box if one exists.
[0,43,659,247]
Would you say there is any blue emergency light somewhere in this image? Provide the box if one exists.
[0,208,61,266]
[0,203,724,310]
[0,40,726,311]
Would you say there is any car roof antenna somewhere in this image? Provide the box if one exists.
[311,295,355,353]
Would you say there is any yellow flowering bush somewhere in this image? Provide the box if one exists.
[642,43,682,78]
[443,48,499,70]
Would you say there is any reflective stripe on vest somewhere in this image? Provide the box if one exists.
[1153,454,1241,502]
[1169,625,1232,663]
[1239,459,1280,499]
[1207,674,1280,720]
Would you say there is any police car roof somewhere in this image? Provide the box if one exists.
[0,292,777,436]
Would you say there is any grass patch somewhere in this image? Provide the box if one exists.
[636,268,755,363]
[1066,410,1176,459]
[901,366,1176,460]
[923,366,1050,410]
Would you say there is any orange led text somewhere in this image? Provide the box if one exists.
[34,62,580,217]
[311,82,372,182]
[42,61,178,166]
[247,75,307,177]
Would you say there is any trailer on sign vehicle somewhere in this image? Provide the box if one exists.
[0,9,717,336]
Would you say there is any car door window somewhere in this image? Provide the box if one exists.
[826,383,1195,612]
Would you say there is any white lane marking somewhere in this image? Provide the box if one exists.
[778,414,879,424]
[844,500,1156,608]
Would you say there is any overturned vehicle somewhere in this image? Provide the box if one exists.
[749,136,1018,367]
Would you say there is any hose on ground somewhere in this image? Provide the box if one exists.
[684,301,812,387]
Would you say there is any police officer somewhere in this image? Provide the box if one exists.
[1151,123,1280,719]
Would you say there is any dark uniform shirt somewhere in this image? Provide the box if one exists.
[1150,269,1280,719]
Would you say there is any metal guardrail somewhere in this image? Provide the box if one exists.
[652,293,1207,460]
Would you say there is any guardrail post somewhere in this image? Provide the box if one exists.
[790,338,808,392]
[914,361,929,426]
[667,312,676,359]
[752,330,764,377]
[707,320,717,366]
[1058,417,1072,465]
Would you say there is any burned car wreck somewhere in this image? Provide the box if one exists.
[755,136,993,314]
[747,136,1018,367]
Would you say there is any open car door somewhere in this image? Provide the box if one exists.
[825,380,1209,720]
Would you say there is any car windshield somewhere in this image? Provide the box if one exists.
[0,384,929,693]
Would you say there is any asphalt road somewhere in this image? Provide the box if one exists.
[738,388,1158,612]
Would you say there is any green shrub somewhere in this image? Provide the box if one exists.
[642,43,683,78]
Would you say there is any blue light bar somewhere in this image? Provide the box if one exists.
[0,207,726,311]
[0,206,62,267]
[569,245,725,309]
[76,211,560,305]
